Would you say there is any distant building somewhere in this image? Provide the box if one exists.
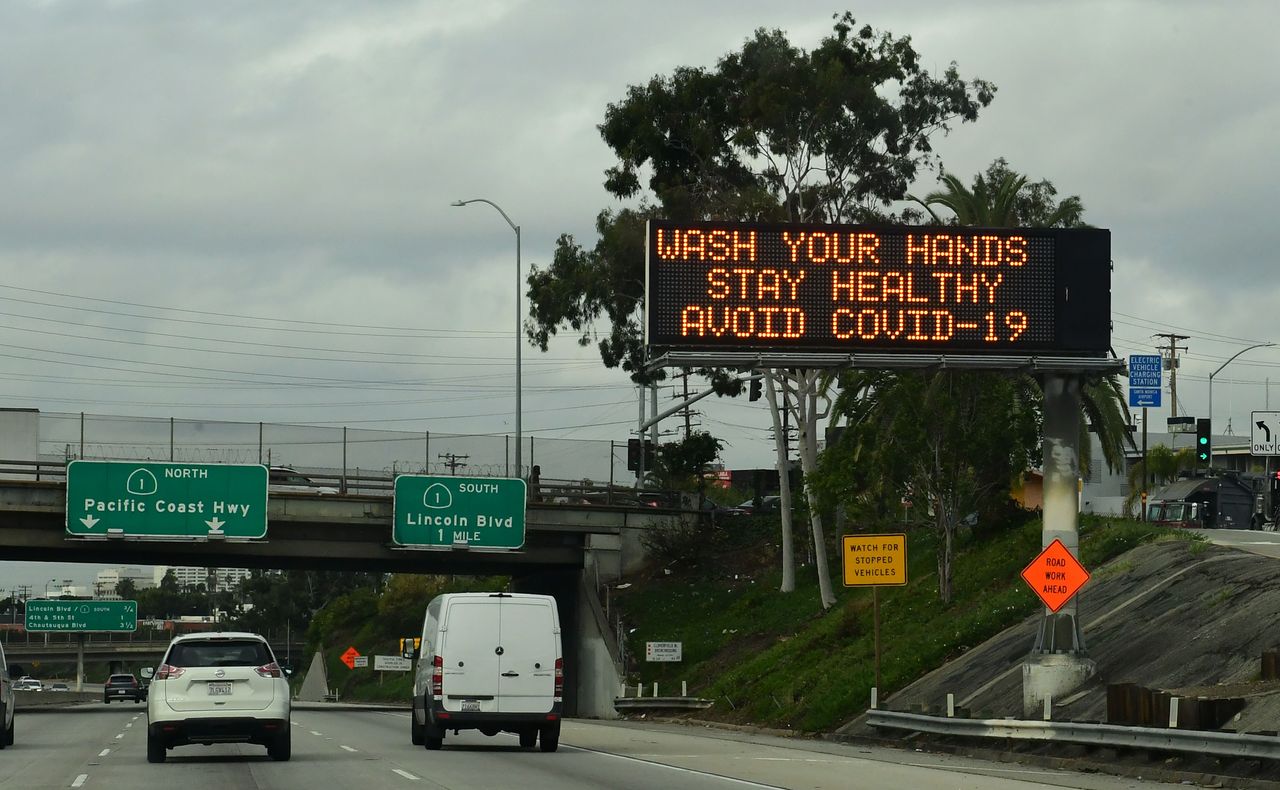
[94,567,156,599]
[153,566,254,593]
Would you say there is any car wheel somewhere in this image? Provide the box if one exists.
[519,729,537,748]
[103,698,110,705]
[134,698,141,704]
[5,712,12,747]
[0,706,9,750]
[539,721,560,753]
[146,732,166,764]
[268,731,291,762]
[410,713,424,746]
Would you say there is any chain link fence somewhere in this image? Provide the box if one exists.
[38,412,631,486]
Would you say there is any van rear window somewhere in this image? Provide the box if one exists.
[168,639,271,668]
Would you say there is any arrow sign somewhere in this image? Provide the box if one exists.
[1252,411,1280,456]
[205,517,225,532]
[80,515,99,529]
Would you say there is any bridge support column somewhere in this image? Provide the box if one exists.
[1023,375,1095,717]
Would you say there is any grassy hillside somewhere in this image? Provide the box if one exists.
[613,513,1198,733]
[298,509,1195,730]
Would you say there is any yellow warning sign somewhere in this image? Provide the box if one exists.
[842,533,908,587]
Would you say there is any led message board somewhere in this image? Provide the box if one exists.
[645,221,1110,356]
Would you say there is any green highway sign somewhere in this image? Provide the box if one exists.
[26,599,137,632]
[66,461,268,539]
[393,475,526,549]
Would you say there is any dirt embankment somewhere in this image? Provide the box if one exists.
[840,539,1280,735]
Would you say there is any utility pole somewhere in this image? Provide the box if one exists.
[438,453,469,476]
[679,369,692,439]
[1154,333,1189,417]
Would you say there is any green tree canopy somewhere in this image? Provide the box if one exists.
[527,13,995,380]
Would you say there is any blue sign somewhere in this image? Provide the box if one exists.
[1130,389,1161,408]
[1129,354,1162,408]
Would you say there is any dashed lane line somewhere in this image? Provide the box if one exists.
[310,731,323,737]
[71,775,88,788]
[392,769,421,781]
[340,745,358,752]
[97,749,110,757]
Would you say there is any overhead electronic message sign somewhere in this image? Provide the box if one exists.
[645,220,1111,356]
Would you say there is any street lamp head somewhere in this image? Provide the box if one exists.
[450,200,467,207]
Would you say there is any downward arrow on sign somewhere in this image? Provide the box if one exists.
[1258,421,1272,443]
[206,517,225,531]
[80,515,99,529]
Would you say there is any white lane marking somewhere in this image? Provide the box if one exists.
[392,769,421,781]
[564,745,785,789]
[310,730,323,737]
[97,749,110,757]
[72,775,88,788]
[291,721,301,727]
[114,734,124,740]
[340,745,358,752]
[125,723,132,728]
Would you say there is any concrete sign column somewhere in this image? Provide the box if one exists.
[1023,374,1096,717]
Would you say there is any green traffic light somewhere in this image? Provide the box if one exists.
[1198,436,1208,445]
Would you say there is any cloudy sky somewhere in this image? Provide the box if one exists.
[2,0,1277,591]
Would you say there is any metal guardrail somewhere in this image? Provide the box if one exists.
[867,709,1280,761]
[614,697,714,711]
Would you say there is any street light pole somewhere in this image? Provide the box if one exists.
[1208,342,1275,467]
[451,198,522,478]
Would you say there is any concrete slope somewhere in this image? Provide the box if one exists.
[838,539,1280,735]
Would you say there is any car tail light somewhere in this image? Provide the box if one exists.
[155,664,185,680]
[255,662,283,678]
[553,657,563,702]
[430,654,443,698]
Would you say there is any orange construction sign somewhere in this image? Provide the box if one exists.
[1021,538,1090,613]
[340,646,361,670]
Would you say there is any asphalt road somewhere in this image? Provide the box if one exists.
[1198,526,1280,559]
[0,707,1191,790]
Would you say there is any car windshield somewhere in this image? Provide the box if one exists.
[168,639,271,668]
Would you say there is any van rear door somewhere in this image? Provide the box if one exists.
[439,599,501,711]
[497,598,558,714]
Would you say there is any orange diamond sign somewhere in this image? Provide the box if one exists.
[1021,538,1090,613]
[340,646,361,670]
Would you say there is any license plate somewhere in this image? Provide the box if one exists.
[207,682,232,696]
[115,689,127,695]
[461,700,481,712]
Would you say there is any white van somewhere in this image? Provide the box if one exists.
[411,592,562,752]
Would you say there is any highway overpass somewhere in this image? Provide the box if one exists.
[0,476,694,717]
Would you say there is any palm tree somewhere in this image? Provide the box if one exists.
[909,160,1134,476]
[1123,445,1195,515]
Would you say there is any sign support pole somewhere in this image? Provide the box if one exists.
[1142,407,1149,517]
[873,586,881,695]
[76,633,85,693]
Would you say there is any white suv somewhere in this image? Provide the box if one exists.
[145,632,290,763]
[0,642,14,748]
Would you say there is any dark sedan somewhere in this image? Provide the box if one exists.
[103,673,145,704]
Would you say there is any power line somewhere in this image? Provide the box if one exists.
[0,285,509,336]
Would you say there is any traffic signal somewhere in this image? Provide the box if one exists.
[748,378,762,402]
[627,438,640,471]
[1196,418,1211,464]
